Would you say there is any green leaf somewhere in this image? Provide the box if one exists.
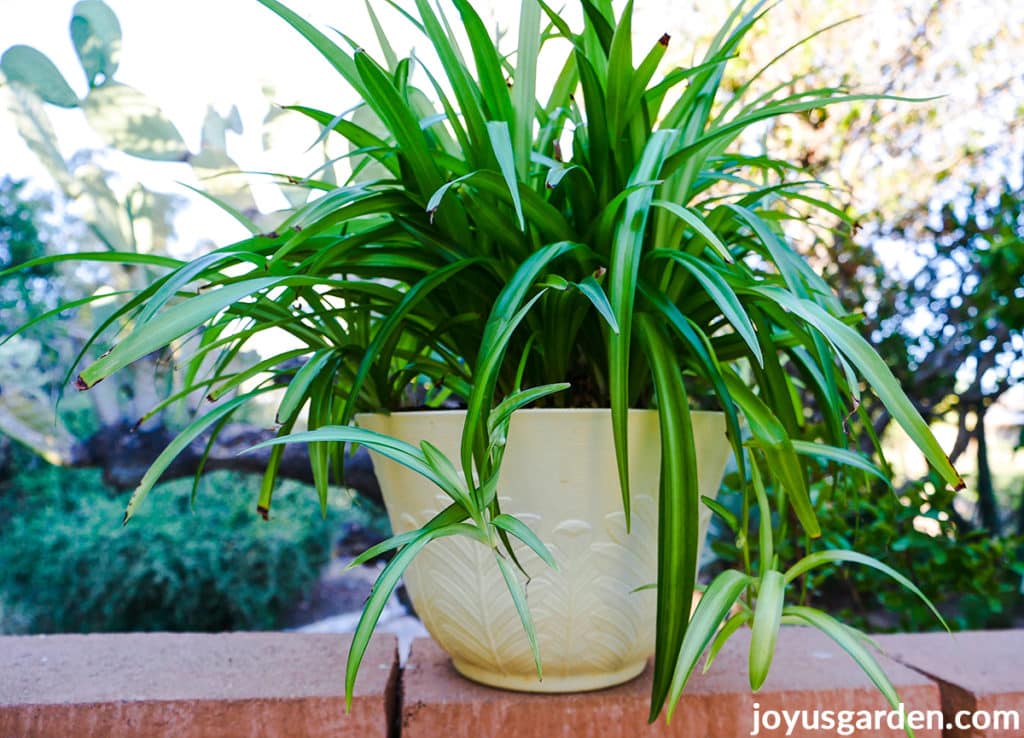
[247,425,454,503]
[604,0,634,138]
[727,204,832,301]
[486,121,525,230]
[409,0,490,165]
[622,30,669,126]
[703,611,750,674]
[750,458,774,570]
[178,182,260,235]
[346,523,486,709]
[276,349,334,423]
[648,250,762,365]
[488,382,570,437]
[636,313,700,722]
[491,514,557,569]
[575,275,619,333]
[512,0,541,180]
[257,0,364,97]
[495,553,543,680]
[789,440,890,486]
[752,285,964,492]
[783,606,903,712]
[785,550,947,630]
[420,440,474,514]
[639,283,745,482]
[701,495,738,534]
[344,502,469,570]
[71,0,122,87]
[665,569,751,722]
[342,258,485,424]
[123,391,262,522]
[609,129,677,531]
[0,251,180,282]
[461,241,579,488]
[205,348,310,404]
[135,248,262,326]
[722,370,820,538]
[363,0,398,71]
[451,0,513,124]
[749,570,785,690]
[77,277,283,389]
[0,289,132,347]
[1,46,79,107]
[353,50,443,199]
[651,200,733,263]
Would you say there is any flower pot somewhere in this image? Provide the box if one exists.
[356,408,730,692]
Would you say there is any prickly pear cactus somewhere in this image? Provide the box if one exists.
[0,0,312,221]
[0,0,305,445]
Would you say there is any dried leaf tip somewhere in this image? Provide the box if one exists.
[73,375,90,391]
[659,33,670,46]
[257,505,270,521]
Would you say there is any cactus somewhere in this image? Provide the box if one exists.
[70,0,122,87]
[0,0,309,460]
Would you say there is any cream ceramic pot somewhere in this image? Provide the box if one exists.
[357,408,730,692]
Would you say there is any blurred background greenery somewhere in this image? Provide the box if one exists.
[0,0,1021,634]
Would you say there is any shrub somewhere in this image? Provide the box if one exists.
[709,470,1024,632]
[0,462,362,633]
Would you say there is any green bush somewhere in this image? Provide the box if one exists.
[709,469,1024,632]
[0,461,363,633]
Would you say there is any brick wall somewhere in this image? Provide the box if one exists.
[2,629,1021,737]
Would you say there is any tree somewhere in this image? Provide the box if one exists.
[826,171,1024,532]
[673,0,1024,529]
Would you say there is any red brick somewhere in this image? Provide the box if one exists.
[0,632,397,738]
[876,630,1024,738]
[401,627,942,737]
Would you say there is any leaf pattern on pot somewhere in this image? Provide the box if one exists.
[397,493,658,682]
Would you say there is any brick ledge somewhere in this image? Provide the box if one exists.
[1,629,1021,737]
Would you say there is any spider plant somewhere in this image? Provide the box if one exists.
[42,0,961,723]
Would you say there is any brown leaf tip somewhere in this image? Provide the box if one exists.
[257,505,270,521]
[659,33,671,46]
[73,375,90,391]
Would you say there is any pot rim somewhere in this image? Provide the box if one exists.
[355,407,725,419]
